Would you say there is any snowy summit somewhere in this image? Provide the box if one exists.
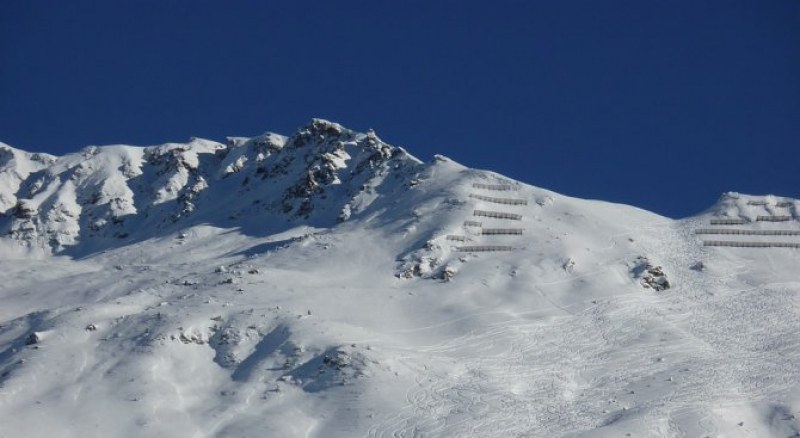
[1,120,799,437]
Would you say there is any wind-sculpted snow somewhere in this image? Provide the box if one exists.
[1,122,799,437]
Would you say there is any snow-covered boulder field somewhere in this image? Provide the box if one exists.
[1,120,799,437]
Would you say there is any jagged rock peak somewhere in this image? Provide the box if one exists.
[289,119,399,156]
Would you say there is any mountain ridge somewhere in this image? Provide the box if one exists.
[0,119,427,255]
[1,120,799,437]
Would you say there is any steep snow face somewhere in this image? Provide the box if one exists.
[1,122,799,438]
[0,119,422,254]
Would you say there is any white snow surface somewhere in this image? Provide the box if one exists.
[1,120,799,437]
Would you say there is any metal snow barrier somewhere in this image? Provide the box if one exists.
[469,194,528,205]
[747,200,768,206]
[455,245,515,252]
[481,228,524,235]
[463,220,482,227]
[446,235,467,241]
[776,201,793,208]
[473,210,522,220]
[472,183,513,191]
[695,228,800,236]
[703,240,800,248]
[756,215,792,222]
[709,218,749,225]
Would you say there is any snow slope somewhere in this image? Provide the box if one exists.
[1,121,799,437]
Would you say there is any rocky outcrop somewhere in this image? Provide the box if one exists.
[631,256,671,291]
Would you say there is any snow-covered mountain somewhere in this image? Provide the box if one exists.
[0,119,419,256]
[1,120,798,437]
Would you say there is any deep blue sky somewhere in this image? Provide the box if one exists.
[1,1,798,218]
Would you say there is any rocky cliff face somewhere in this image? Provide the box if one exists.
[0,119,422,254]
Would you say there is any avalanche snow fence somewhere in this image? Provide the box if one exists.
[469,194,528,205]
[481,228,524,235]
[473,210,522,221]
[703,240,800,248]
[709,218,749,225]
[455,245,515,252]
[472,183,513,191]
[756,215,793,222]
[695,229,800,236]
